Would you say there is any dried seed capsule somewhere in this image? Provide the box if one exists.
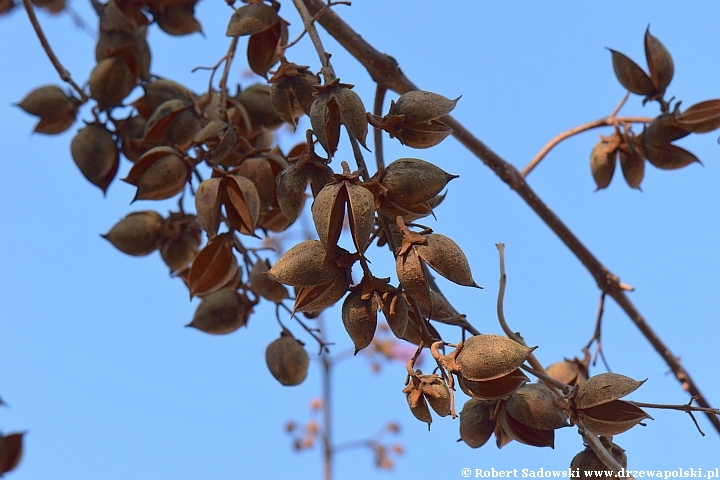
[455,335,536,382]
[249,259,289,303]
[89,57,136,109]
[341,289,378,354]
[265,333,310,386]
[102,211,163,256]
[71,123,119,193]
[381,158,458,206]
[187,288,253,334]
[422,375,451,417]
[392,90,459,124]
[575,373,646,410]
[459,399,495,448]
[503,383,568,431]
[590,140,617,190]
[571,440,627,474]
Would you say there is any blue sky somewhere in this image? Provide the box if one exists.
[1,1,719,479]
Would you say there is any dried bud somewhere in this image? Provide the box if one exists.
[102,210,163,256]
[187,287,253,334]
[265,332,310,386]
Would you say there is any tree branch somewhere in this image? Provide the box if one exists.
[302,0,720,436]
[22,0,89,103]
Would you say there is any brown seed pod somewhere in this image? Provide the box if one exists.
[16,85,79,135]
[644,27,674,96]
[235,156,277,211]
[102,210,163,256]
[0,431,24,477]
[159,213,201,273]
[225,1,280,37]
[265,332,310,386]
[571,440,627,473]
[142,79,194,113]
[269,61,319,128]
[71,123,119,193]
[381,158,458,206]
[577,401,652,436]
[454,335,535,382]
[310,79,368,158]
[194,177,222,236]
[414,233,480,288]
[644,143,700,170]
[341,289,378,354]
[276,164,310,224]
[457,370,529,401]
[503,383,568,431]
[498,406,555,448]
[154,3,202,36]
[249,259,289,303]
[422,375,451,417]
[187,288,253,335]
[545,356,589,386]
[379,291,408,339]
[407,393,432,426]
[675,99,720,134]
[267,240,348,288]
[187,234,239,298]
[133,152,188,201]
[293,269,350,314]
[236,84,283,130]
[458,399,496,448]
[89,57,137,109]
[618,142,645,189]
[312,169,375,255]
[392,90,459,124]
[590,140,617,191]
[608,49,655,97]
[575,373,646,410]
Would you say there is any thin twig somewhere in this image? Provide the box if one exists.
[292,0,336,81]
[520,114,652,177]
[346,127,370,181]
[300,0,720,434]
[373,84,387,171]
[22,0,89,103]
[496,244,560,394]
[218,36,239,119]
[586,292,612,371]
[628,397,720,434]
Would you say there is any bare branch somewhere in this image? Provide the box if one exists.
[22,0,89,103]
